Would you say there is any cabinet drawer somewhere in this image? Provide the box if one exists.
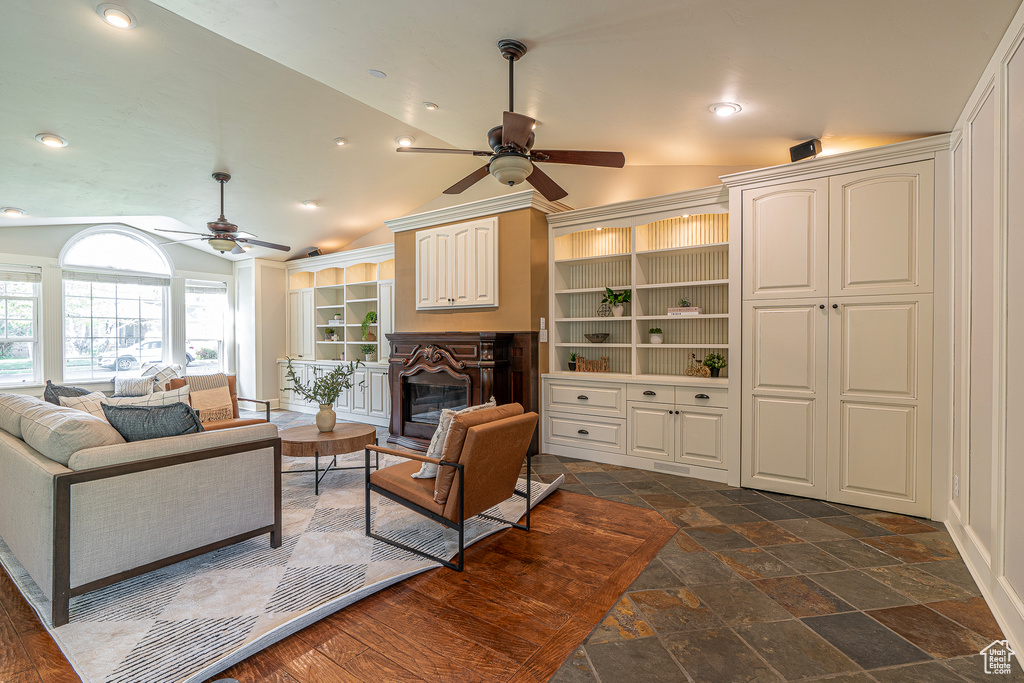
[626,384,674,404]
[675,386,728,408]
[546,381,625,417]
[545,413,625,454]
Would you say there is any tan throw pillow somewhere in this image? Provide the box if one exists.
[59,391,110,421]
[433,403,524,505]
[185,374,233,423]
[411,398,496,479]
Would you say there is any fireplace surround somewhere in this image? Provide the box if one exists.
[387,331,539,453]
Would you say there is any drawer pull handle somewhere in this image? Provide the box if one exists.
[577,395,589,400]
[577,429,589,435]
[695,393,710,399]
[643,390,657,396]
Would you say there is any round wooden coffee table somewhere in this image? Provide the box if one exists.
[280,423,378,494]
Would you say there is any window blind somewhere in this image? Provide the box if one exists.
[0,266,42,283]
[63,269,170,287]
[185,280,228,295]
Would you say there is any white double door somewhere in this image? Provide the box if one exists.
[740,161,934,516]
[415,217,498,309]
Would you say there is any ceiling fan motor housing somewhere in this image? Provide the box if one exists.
[487,125,534,153]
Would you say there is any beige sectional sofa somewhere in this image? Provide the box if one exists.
[0,393,282,626]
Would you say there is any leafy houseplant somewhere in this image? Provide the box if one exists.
[360,343,377,362]
[702,352,727,377]
[284,357,364,432]
[678,298,692,308]
[361,311,377,341]
[602,287,631,317]
[567,351,578,371]
[649,328,664,344]
[324,327,337,341]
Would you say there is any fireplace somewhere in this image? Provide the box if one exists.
[387,331,539,452]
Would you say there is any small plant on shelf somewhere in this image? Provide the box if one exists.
[360,311,377,341]
[567,352,578,371]
[649,328,664,344]
[601,287,631,317]
[324,327,337,341]
[678,298,691,308]
[702,352,727,377]
[360,343,377,362]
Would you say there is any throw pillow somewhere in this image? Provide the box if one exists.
[103,385,190,407]
[411,398,496,479]
[42,380,90,406]
[434,402,524,505]
[101,402,205,442]
[59,391,109,421]
[113,375,155,397]
[140,363,184,391]
[0,393,47,438]
[184,374,233,422]
[20,402,126,466]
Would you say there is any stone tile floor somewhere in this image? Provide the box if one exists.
[252,411,1022,682]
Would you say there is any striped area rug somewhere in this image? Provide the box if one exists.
[0,452,561,683]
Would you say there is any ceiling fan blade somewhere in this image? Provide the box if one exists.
[239,238,290,252]
[502,111,535,149]
[525,165,569,202]
[531,150,626,168]
[443,165,491,194]
[231,244,246,255]
[165,237,209,245]
[397,147,492,156]
[155,228,206,236]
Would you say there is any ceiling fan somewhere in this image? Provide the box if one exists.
[156,172,290,255]
[397,39,625,202]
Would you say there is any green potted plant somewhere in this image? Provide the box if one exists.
[567,351,578,371]
[284,357,364,432]
[324,327,337,341]
[649,327,664,344]
[360,343,377,363]
[361,311,377,341]
[678,298,691,308]
[702,352,727,377]
[601,287,631,317]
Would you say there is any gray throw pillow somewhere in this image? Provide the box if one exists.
[101,402,205,442]
[43,380,90,406]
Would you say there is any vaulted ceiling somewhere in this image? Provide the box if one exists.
[0,0,1019,260]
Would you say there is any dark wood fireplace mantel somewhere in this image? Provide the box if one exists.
[387,331,539,453]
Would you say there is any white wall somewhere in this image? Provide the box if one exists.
[948,0,1024,654]
[233,258,286,402]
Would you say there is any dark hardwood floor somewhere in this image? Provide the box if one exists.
[0,490,676,683]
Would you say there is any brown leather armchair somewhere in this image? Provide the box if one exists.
[364,403,539,571]
[167,375,271,431]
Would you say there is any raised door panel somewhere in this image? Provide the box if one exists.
[368,370,389,418]
[470,219,498,307]
[742,179,828,300]
[677,407,726,469]
[288,291,303,358]
[300,289,315,359]
[378,281,394,356]
[415,230,449,309]
[742,299,828,497]
[827,295,931,516]
[351,369,368,414]
[829,161,934,296]
[450,224,474,305]
[627,403,674,460]
[278,364,290,403]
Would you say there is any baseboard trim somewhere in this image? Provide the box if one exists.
[946,501,1023,654]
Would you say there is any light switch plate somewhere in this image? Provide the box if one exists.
[539,329,548,342]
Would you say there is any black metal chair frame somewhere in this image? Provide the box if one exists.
[363,445,532,571]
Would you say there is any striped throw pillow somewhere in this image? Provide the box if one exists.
[103,386,190,408]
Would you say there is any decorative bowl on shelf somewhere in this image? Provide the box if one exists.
[584,333,610,343]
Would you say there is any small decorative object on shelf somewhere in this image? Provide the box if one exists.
[324,327,337,341]
[601,287,631,317]
[685,353,711,377]
[702,352,727,377]
[333,313,343,322]
[567,352,578,371]
[649,328,664,344]
[361,311,377,341]
[668,297,702,316]
[584,332,610,343]
[284,357,364,432]
[337,353,345,361]
[596,301,612,317]
[361,343,377,362]
[574,355,610,372]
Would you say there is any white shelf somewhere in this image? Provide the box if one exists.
[316,341,346,345]
[346,279,377,285]
[554,285,631,294]
[345,297,377,303]
[315,304,344,310]
[636,242,729,258]
[314,284,346,291]
[555,316,631,322]
[635,279,729,290]
[316,324,346,328]
[637,343,728,349]
[636,314,729,320]
[553,253,631,265]
[555,342,632,348]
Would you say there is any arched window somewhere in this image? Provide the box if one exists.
[60,227,173,381]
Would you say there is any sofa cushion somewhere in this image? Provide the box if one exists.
[0,393,48,438]
[20,402,126,466]
[43,380,90,406]
[59,391,109,421]
[113,375,155,397]
[101,402,204,442]
[103,386,190,407]
[433,403,524,505]
[372,460,444,515]
[412,398,496,480]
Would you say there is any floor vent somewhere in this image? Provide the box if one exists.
[653,461,691,475]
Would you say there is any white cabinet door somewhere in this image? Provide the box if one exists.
[300,289,314,359]
[627,403,674,460]
[414,218,498,310]
[278,363,290,404]
[829,161,934,297]
[742,299,829,497]
[368,369,390,419]
[742,179,829,300]
[826,295,932,516]
[469,218,498,307]
[288,291,303,358]
[351,369,369,414]
[414,230,449,309]
[449,222,475,306]
[378,280,394,357]
[677,406,727,469]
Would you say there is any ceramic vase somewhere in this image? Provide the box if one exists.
[365,332,377,342]
[612,304,624,317]
[650,334,664,344]
[366,352,377,363]
[315,404,337,432]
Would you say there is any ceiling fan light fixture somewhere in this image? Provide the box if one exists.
[709,102,742,117]
[35,133,68,148]
[208,237,236,253]
[1,207,27,217]
[489,154,533,187]
[395,135,415,147]
[96,4,136,28]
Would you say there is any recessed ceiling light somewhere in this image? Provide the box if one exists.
[1,207,27,217]
[368,69,387,79]
[302,200,320,209]
[241,244,253,252]
[35,133,68,148]
[709,102,742,117]
[423,102,439,110]
[333,137,348,146]
[395,135,415,147]
[96,4,136,29]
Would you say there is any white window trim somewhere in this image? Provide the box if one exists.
[0,276,42,387]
